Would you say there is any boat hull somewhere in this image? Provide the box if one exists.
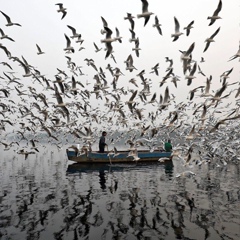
[66,149,172,163]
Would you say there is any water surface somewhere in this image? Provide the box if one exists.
[0,146,239,240]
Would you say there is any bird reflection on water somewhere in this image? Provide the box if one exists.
[0,148,240,240]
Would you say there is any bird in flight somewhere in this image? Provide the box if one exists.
[137,0,154,27]
[0,11,21,26]
[203,27,220,52]
[171,17,183,41]
[208,0,222,26]
[153,16,162,35]
[184,20,194,36]
[36,44,45,55]
[56,3,67,20]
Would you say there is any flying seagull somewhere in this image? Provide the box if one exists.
[0,28,15,41]
[67,25,81,39]
[55,3,67,20]
[208,0,222,26]
[124,13,135,30]
[184,20,194,36]
[203,27,220,52]
[228,43,240,61]
[93,42,102,52]
[64,34,74,53]
[137,0,154,27]
[153,16,162,35]
[132,38,141,57]
[0,11,21,26]
[101,27,116,59]
[36,44,44,55]
[171,17,183,41]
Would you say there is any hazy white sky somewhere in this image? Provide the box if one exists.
[0,0,239,123]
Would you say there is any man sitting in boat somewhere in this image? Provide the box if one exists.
[99,131,107,153]
[164,139,172,152]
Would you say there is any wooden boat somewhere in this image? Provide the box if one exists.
[66,148,172,163]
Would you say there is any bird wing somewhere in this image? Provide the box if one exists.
[142,0,149,13]
[163,86,170,103]
[129,90,138,101]
[0,11,11,23]
[104,26,113,39]
[67,25,76,35]
[101,16,108,27]
[213,0,222,16]
[64,34,71,47]
[174,17,180,32]
[210,27,220,39]
[203,42,210,53]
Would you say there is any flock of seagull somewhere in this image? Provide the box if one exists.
[0,0,240,168]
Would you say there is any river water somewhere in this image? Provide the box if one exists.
[0,146,239,240]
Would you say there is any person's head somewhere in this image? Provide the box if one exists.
[167,139,171,143]
[102,131,107,136]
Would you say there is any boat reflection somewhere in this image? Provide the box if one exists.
[67,161,174,174]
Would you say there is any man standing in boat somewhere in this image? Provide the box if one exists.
[164,139,172,152]
[99,131,107,153]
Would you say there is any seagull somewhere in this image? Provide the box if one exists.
[199,104,208,124]
[203,27,220,52]
[55,3,67,20]
[17,149,35,160]
[36,44,44,55]
[0,28,14,41]
[128,148,140,161]
[171,75,181,88]
[185,125,197,140]
[132,149,140,161]
[150,63,159,76]
[18,59,31,77]
[126,90,138,112]
[0,45,11,58]
[137,0,154,27]
[129,29,138,43]
[171,17,183,41]
[115,28,122,43]
[208,0,222,26]
[124,13,135,30]
[189,86,204,100]
[129,78,138,87]
[30,139,39,152]
[125,54,137,72]
[53,84,70,122]
[64,34,74,53]
[112,147,120,158]
[93,42,102,52]
[0,11,21,26]
[70,76,79,95]
[198,65,206,77]
[185,62,197,86]
[158,86,170,110]
[0,62,12,70]
[183,20,194,36]
[132,38,141,57]
[67,25,81,39]
[153,16,162,35]
[200,76,212,97]
[101,27,115,59]
[210,82,227,103]
[228,43,240,61]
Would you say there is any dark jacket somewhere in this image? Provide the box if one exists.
[99,136,106,152]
